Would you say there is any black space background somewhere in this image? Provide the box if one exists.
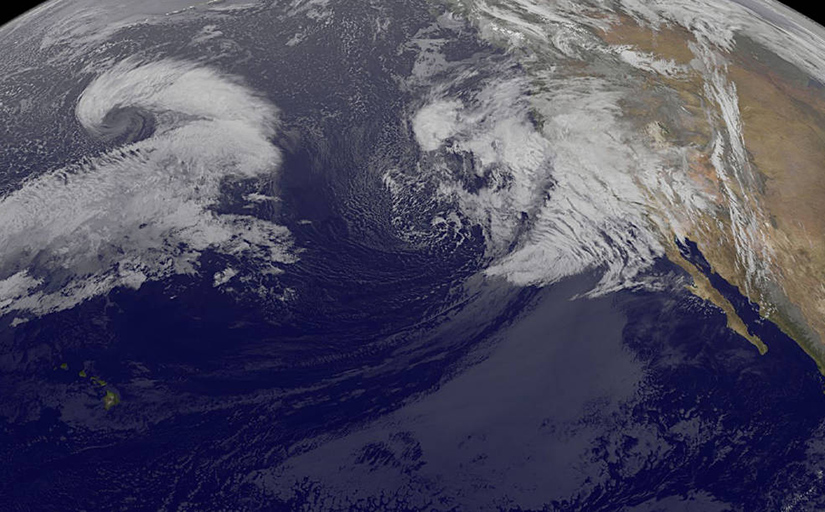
[3,2,45,26]
[0,0,823,29]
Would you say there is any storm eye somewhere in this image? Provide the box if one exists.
[93,106,156,145]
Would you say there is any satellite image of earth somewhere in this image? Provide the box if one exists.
[3,0,825,510]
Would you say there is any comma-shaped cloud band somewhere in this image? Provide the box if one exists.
[0,59,293,318]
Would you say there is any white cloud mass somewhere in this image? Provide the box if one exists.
[0,59,294,317]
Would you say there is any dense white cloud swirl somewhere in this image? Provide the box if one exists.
[391,0,813,297]
[405,75,675,295]
[0,59,293,318]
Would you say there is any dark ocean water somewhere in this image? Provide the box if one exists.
[2,1,825,510]
[234,257,825,511]
[3,242,824,511]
